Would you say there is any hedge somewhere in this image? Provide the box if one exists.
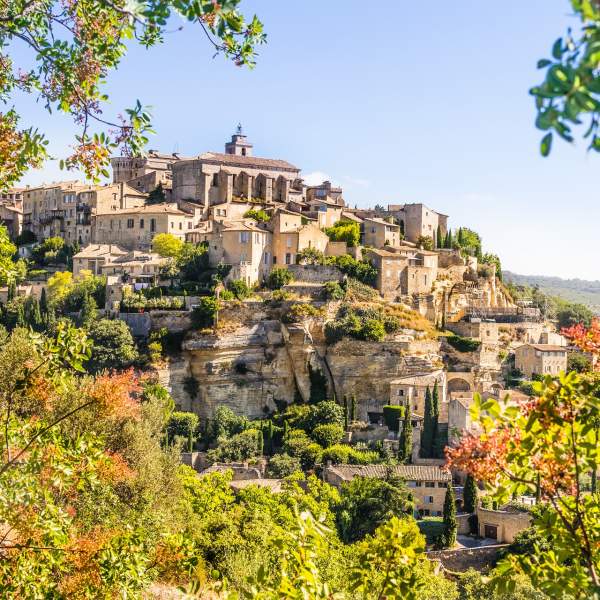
[446,334,481,353]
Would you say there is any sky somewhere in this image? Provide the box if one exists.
[14,1,600,280]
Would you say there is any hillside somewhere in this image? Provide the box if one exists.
[503,271,600,313]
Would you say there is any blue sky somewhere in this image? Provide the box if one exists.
[15,1,599,279]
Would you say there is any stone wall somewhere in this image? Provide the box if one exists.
[477,507,532,543]
[118,310,191,336]
[288,264,343,283]
[426,545,506,572]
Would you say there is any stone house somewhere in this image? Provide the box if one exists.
[514,343,568,378]
[92,203,195,250]
[323,464,452,517]
[72,244,128,276]
[305,180,344,206]
[387,203,448,245]
[389,370,448,421]
[477,505,532,543]
[207,219,272,285]
[303,197,343,229]
[367,247,438,299]
[362,217,401,248]
[0,203,24,238]
[171,129,301,216]
[269,209,329,267]
[111,150,183,193]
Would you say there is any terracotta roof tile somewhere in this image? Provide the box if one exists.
[328,464,450,482]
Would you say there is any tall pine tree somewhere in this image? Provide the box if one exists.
[350,394,357,423]
[436,224,442,248]
[463,474,478,514]
[444,229,452,249]
[420,386,433,458]
[398,401,412,464]
[442,485,457,548]
[79,290,97,328]
[7,280,16,302]
[39,287,48,316]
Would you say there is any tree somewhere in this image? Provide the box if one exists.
[441,485,457,548]
[243,208,270,222]
[337,474,413,543]
[167,411,199,452]
[267,267,293,290]
[177,243,210,282]
[152,233,184,258]
[398,401,413,464]
[147,182,166,204]
[24,296,42,330]
[481,253,502,280]
[444,229,452,249]
[159,258,180,288]
[350,394,357,423]
[47,271,73,303]
[325,221,361,247]
[39,287,48,316]
[0,1,265,187]
[416,235,434,251]
[297,247,325,265]
[454,227,482,258]
[7,279,16,302]
[532,2,600,156]
[267,453,302,478]
[87,318,139,373]
[436,225,443,248]
[421,386,434,458]
[432,379,440,456]
[556,302,594,329]
[463,474,478,514]
[447,336,600,595]
[79,290,98,328]
[311,423,344,448]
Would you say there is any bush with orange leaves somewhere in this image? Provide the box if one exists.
[447,365,600,597]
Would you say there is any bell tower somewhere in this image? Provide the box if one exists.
[225,123,253,157]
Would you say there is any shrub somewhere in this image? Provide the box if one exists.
[383,405,404,433]
[416,235,434,251]
[325,255,377,286]
[325,304,390,344]
[269,289,291,303]
[148,340,163,364]
[266,453,302,478]
[167,411,199,452]
[207,428,261,463]
[361,318,386,341]
[306,400,345,430]
[321,444,350,464]
[325,220,360,247]
[445,334,481,353]
[311,423,344,448]
[191,296,221,328]
[267,267,293,290]
[228,279,251,300]
[208,406,248,442]
[243,208,270,222]
[87,318,138,373]
[322,281,345,301]
[296,247,325,265]
[282,302,323,323]
[282,430,323,469]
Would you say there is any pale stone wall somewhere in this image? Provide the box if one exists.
[477,507,532,543]
[515,344,568,378]
[287,264,343,283]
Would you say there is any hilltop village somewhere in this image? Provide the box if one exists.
[2,127,577,549]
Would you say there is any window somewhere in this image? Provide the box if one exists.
[427,496,434,504]
[171,222,174,229]
[286,236,292,248]
[425,482,435,488]
[179,222,183,230]
[414,481,423,487]
[273,256,277,265]
[285,253,292,265]
[371,227,376,233]
[140,219,144,229]
[188,222,192,229]
[240,232,249,243]
[398,389,404,396]
[437,482,448,488]
[241,148,247,156]
[255,233,260,243]
[212,173,219,187]
[150,218,156,232]
[127,218,134,228]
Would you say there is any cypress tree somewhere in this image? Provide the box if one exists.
[457,227,464,246]
[30,298,42,330]
[16,302,26,328]
[463,474,478,513]
[420,386,433,458]
[79,291,97,328]
[436,225,442,248]
[256,429,264,456]
[432,380,440,457]
[398,401,412,464]
[442,485,457,548]
[40,288,48,316]
[7,280,16,302]
[350,394,357,423]
[343,395,349,429]
[445,229,452,249]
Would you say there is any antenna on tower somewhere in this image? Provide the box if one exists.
[236,122,243,135]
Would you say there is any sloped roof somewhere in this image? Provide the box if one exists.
[73,244,128,259]
[196,152,299,172]
[327,464,450,482]
[520,344,567,353]
[100,203,189,216]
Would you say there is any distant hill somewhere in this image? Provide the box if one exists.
[503,271,600,314]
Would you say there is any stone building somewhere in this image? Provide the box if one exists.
[0,203,24,238]
[305,180,344,206]
[171,128,301,215]
[111,150,183,193]
[477,505,532,543]
[389,370,448,421]
[93,203,194,250]
[367,247,438,299]
[73,244,166,280]
[387,203,448,245]
[514,343,568,378]
[362,217,401,248]
[323,464,452,517]
[302,197,344,229]
[207,218,272,285]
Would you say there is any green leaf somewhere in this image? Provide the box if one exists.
[541,132,553,156]
[537,58,552,68]
[552,38,563,60]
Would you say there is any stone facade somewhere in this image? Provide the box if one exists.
[387,203,448,245]
[477,506,532,543]
[514,343,568,378]
[362,217,401,248]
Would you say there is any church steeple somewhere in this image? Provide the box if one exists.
[225,124,253,157]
